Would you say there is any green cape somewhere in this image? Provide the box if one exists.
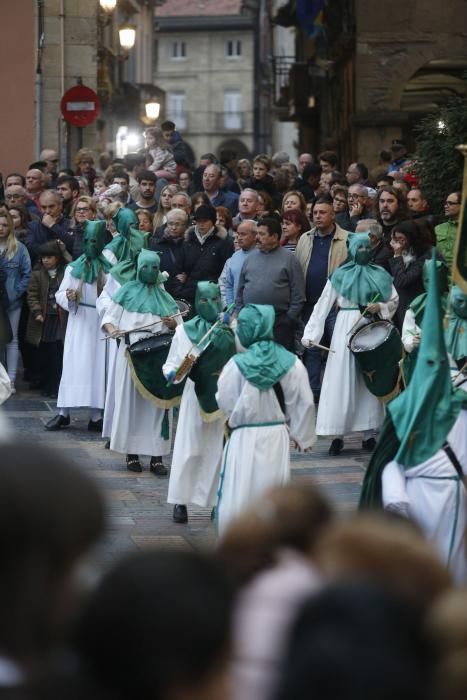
[359,415,400,509]
[69,220,112,284]
[330,232,393,306]
[409,259,449,326]
[234,304,296,389]
[112,250,178,316]
[444,286,467,361]
[388,250,464,468]
[184,281,223,345]
[105,208,139,260]
[110,230,149,285]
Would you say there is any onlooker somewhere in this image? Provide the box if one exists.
[297,163,321,202]
[153,183,179,232]
[112,170,136,208]
[295,197,349,401]
[298,152,313,175]
[26,190,72,263]
[318,151,339,174]
[338,184,373,231]
[177,169,193,194]
[145,126,177,180]
[124,152,146,200]
[149,207,188,298]
[281,208,310,252]
[74,148,97,193]
[237,158,251,188]
[0,208,32,390]
[130,170,159,215]
[25,168,45,210]
[435,191,462,277]
[136,208,154,233]
[175,204,234,303]
[203,163,239,216]
[56,174,80,218]
[6,204,31,245]
[236,216,305,351]
[281,190,307,215]
[345,161,369,186]
[171,191,192,217]
[160,119,190,167]
[69,195,98,260]
[257,190,275,218]
[376,185,409,242]
[389,219,435,330]
[216,206,233,235]
[389,140,409,174]
[233,188,259,227]
[219,219,257,306]
[244,154,280,207]
[5,184,40,217]
[39,148,59,188]
[26,241,67,397]
[331,185,348,217]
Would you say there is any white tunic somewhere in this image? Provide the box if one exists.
[163,324,226,507]
[56,267,107,409]
[382,410,467,584]
[401,307,420,353]
[302,281,398,436]
[96,275,120,438]
[101,300,173,456]
[216,358,316,536]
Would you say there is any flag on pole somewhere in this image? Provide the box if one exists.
[296,0,325,39]
[453,145,467,293]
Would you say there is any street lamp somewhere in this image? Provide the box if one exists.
[119,24,136,51]
[99,0,117,12]
[145,100,160,121]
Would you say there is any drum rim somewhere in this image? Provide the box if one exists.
[349,320,395,353]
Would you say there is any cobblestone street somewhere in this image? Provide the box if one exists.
[4,386,369,572]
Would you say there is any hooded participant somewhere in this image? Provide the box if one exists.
[103,207,139,265]
[444,285,467,369]
[360,252,466,582]
[102,250,180,474]
[302,232,399,456]
[163,281,235,524]
[216,304,316,535]
[68,219,111,286]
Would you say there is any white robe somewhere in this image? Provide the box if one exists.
[216,358,316,536]
[163,324,226,507]
[382,410,467,584]
[56,267,107,409]
[401,307,420,353]
[96,275,120,438]
[302,281,398,436]
[101,301,174,456]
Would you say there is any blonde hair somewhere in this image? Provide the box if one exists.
[103,201,123,222]
[71,195,97,223]
[0,207,18,260]
[153,184,180,231]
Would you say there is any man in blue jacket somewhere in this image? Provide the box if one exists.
[26,190,72,264]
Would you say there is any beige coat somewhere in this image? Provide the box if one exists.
[295,224,350,279]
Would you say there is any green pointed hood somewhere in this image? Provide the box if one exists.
[110,230,149,285]
[105,208,139,261]
[234,304,296,389]
[444,286,467,361]
[410,259,449,326]
[388,250,464,468]
[112,250,178,316]
[69,219,112,283]
[330,232,393,306]
[184,281,223,344]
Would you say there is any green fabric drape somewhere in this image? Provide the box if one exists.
[388,251,464,468]
[330,232,393,306]
[234,304,296,390]
[105,208,139,260]
[110,230,149,285]
[112,250,178,316]
[409,259,449,326]
[69,220,112,283]
[184,281,223,345]
[359,415,400,509]
[444,286,467,361]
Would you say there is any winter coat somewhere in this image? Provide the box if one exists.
[26,266,66,346]
[0,241,32,312]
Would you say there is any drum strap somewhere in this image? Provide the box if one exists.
[273,381,286,414]
[443,443,465,483]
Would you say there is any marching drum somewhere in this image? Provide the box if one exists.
[349,320,403,400]
[127,332,186,406]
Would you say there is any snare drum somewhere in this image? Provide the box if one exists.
[127,332,185,406]
[349,320,403,400]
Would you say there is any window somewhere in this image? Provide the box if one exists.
[225,40,241,58]
[224,90,242,130]
[170,41,186,59]
[167,92,187,130]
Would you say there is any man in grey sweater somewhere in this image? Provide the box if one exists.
[236,217,305,351]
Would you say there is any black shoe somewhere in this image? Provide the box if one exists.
[362,437,376,452]
[126,454,142,473]
[173,504,188,524]
[328,438,344,456]
[45,414,70,431]
[104,439,110,449]
[88,418,103,432]
[150,458,168,476]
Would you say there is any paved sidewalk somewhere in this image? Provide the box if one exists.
[2,388,369,570]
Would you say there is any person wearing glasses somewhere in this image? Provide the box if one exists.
[336,184,373,231]
[69,196,98,260]
[435,192,462,279]
[149,207,188,298]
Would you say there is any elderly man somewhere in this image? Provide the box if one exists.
[232,188,259,228]
[435,191,462,277]
[203,163,239,216]
[337,184,373,231]
[345,162,368,187]
[355,219,393,272]
[26,190,72,263]
[236,217,305,351]
[295,196,349,402]
[170,191,192,217]
[149,207,188,298]
[219,219,257,306]
[5,184,41,217]
[25,169,45,210]
[40,149,59,188]
[298,153,313,176]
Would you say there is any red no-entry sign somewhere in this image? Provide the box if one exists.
[61,85,100,127]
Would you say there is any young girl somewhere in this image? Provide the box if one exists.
[26,242,66,397]
[145,127,177,180]
[0,208,31,391]
[153,184,180,231]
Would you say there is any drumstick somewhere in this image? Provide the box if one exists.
[307,340,335,353]
[452,361,467,383]
[347,293,381,336]
[101,310,188,340]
